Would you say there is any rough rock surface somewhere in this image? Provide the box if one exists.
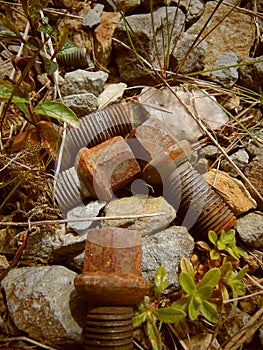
[94,11,121,67]
[63,93,98,117]
[1,266,86,347]
[98,82,127,108]
[239,56,263,92]
[187,1,256,69]
[102,195,176,236]
[113,6,185,84]
[67,201,106,233]
[208,52,239,88]
[138,86,229,142]
[202,169,257,216]
[235,211,263,249]
[171,32,206,74]
[61,69,109,96]
[83,3,104,28]
[142,226,194,286]
[220,149,249,177]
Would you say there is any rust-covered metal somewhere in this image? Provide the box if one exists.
[74,227,150,349]
[77,136,141,201]
[74,227,150,306]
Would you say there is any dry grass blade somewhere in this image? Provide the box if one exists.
[222,305,263,350]
[0,212,166,227]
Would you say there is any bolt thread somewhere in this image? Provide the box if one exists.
[83,306,134,350]
[167,154,236,236]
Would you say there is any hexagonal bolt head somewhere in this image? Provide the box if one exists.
[76,136,141,201]
[74,227,150,306]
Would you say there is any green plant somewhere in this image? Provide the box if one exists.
[0,80,77,127]
[172,258,220,323]
[133,267,185,350]
[219,257,248,305]
[208,229,247,261]
[0,1,78,156]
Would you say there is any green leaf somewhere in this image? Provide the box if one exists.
[154,266,168,297]
[221,285,229,301]
[153,307,185,323]
[179,272,196,295]
[188,296,201,320]
[236,265,248,280]
[198,268,221,289]
[180,258,194,278]
[208,230,218,245]
[171,296,190,312]
[146,319,163,350]
[225,246,239,260]
[200,300,219,324]
[217,240,226,250]
[0,81,29,103]
[220,229,235,245]
[237,247,248,257]
[0,10,25,42]
[133,311,147,327]
[220,259,232,276]
[195,286,213,300]
[0,30,19,44]
[210,249,220,260]
[34,101,78,126]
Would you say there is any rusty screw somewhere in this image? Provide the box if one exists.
[77,136,141,202]
[134,118,236,237]
[74,227,150,349]
[54,136,141,213]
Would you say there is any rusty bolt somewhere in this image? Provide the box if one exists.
[74,227,150,306]
[142,140,192,184]
[132,118,236,237]
[76,136,141,201]
[74,227,150,349]
[133,117,182,159]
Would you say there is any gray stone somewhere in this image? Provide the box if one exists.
[138,86,229,142]
[52,225,86,257]
[220,149,249,177]
[102,195,176,236]
[113,6,185,85]
[114,0,141,13]
[1,266,86,347]
[187,2,256,70]
[201,144,221,158]
[142,226,194,287]
[171,0,205,23]
[171,32,206,74]
[239,56,263,92]
[63,93,98,117]
[99,0,141,13]
[83,3,104,28]
[235,211,263,249]
[218,305,251,345]
[247,129,263,161]
[67,201,106,234]
[98,83,127,108]
[209,52,239,88]
[71,251,85,272]
[20,226,61,261]
[62,69,109,96]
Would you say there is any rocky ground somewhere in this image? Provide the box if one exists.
[0,0,262,349]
